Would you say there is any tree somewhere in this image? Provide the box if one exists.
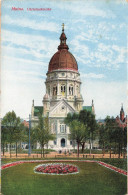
[64,113,79,124]
[112,121,126,158]
[33,115,55,158]
[20,125,29,148]
[123,127,127,158]
[30,127,38,150]
[1,125,8,156]
[65,113,89,157]
[79,110,97,154]
[65,111,97,156]
[98,124,107,156]
[2,111,21,158]
[105,116,117,158]
[68,120,88,157]
[13,123,26,157]
[100,116,126,159]
[114,125,123,158]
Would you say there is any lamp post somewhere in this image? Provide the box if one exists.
[28,114,31,156]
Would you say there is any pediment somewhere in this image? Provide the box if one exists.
[49,99,75,117]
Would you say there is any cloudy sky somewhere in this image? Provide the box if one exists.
[1,0,127,120]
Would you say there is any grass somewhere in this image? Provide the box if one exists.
[2,158,127,170]
[1,161,127,195]
[98,158,127,170]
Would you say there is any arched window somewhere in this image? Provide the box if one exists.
[61,40,65,44]
[69,86,73,95]
[60,125,64,133]
[72,87,73,95]
[60,124,66,133]
[65,125,66,133]
[61,85,65,95]
[53,86,57,95]
[76,85,79,96]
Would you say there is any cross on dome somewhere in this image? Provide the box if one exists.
[58,23,69,50]
[121,103,124,112]
[62,23,64,32]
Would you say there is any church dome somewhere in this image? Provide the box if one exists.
[48,50,78,72]
[48,24,78,73]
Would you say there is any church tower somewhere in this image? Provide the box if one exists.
[43,23,83,115]
[31,24,94,150]
[120,104,124,121]
[42,24,83,150]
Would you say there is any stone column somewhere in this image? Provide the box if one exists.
[50,81,52,98]
[57,81,59,96]
[74,81,76,96]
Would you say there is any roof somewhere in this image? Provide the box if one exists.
[34,106,43,116]
[48,30,78,73]
[48,49,78,73]
[83,106,92,112]
[22,120,29,128]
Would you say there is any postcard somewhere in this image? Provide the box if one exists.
[1,0,127,195]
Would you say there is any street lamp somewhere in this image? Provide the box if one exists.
[28,114,31,156]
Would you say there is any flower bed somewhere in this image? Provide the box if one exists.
[34,163,79,175]
[97,161,127,176]
[1,160,127,176]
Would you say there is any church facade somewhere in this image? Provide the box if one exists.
[31,24,94,151]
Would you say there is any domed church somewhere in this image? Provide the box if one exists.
[31,24,95,151]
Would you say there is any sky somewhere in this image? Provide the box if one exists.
[1,0,128,120]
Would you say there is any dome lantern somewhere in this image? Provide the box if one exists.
[58,23,69,50]
[48,24,78,73]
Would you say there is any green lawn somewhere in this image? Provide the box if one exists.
[2,158,127,170]
[2,161,127,195]
[98,158,127,170]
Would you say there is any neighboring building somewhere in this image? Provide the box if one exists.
[31,24,95,151]
[22,120,29,128]
[116,105,127,129]
[97,105,127,129]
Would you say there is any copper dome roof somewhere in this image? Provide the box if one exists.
[48,24,78,73]
[48,50,78,72]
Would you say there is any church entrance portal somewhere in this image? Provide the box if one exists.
[61,138,65,147]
